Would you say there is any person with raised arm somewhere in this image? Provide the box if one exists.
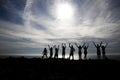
[42,48,48,59]
[48,45,54,58]
[75,43,85,60]
[54,45,59,58]
[83,43,89,59]
[69,43,75,60]
[101,42,108,59]
[93,41,102,59]
[62,43,66,59]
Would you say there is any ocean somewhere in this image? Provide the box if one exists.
[0,53,120,61]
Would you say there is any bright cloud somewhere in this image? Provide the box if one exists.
[0,0,120,54]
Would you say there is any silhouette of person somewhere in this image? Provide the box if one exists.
[42,48,48,59]
[69,43,75,60]
[83,43,89,59]
[54,45,59,58]
[101,42,108,59]
[62,43,66,58]
[75,43,85,60]
[93,42,102,59]
[48,45,54,58]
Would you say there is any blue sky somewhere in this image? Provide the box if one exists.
[0,0,120,55]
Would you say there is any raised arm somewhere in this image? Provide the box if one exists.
[93,42,97,47]
[105,43,108,48]
[64,43,66,48]
[82,43,85,48]
[48,45,50,48]
[100,41,102,47]
[62,43,63,46]
[87,43,89,48]
[58,45,60,49]
[53,45,56,48]
[69,43,71,47]
[75,43,78,47]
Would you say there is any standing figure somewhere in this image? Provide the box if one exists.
[54,45,59,58]
[101,42,108,59]
[83,43,89,59]
[75,43,85,60]
[69,43,75,60]
[93,42,102,59]
[42,48,48,59]
[62,43,66,58]
[48,45,54,58]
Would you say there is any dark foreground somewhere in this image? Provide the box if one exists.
[0,58,120,80]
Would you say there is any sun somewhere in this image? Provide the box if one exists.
[56,3,74,20]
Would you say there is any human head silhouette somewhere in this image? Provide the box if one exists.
[71,45,73,48]
[97,44,99,46]
[101,45,105,48]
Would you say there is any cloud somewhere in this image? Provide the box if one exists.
[0,0,120,54]
[0,0,25,24]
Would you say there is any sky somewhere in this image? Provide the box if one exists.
[0,0,120,56]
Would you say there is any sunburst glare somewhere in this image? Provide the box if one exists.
[56,3,74,20]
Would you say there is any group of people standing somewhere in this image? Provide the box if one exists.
[42,42,108,60]
[93,42,108,59]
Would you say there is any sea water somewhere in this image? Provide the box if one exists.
[0,53,120,61]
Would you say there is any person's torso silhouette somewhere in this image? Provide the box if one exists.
[101,46,106,55]
[62,43,66,58]
[100,42,108,59]
[62,46,66,54]
[70,46,75,55]
[96,45,101,55]
[101,45,107,59]
[83,46,88,59]
[42,48,48,58]
[75,43,85,60]
[93,42,102,59]
[78,46,82,54]
[84,46,87,53]
[54,47,59,58]
[69,44,75,59]
[77,46,82,59]
[49,47,53,58]
[44,48,47,54]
